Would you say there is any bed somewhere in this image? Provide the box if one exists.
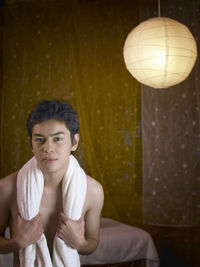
[80,218,160,267]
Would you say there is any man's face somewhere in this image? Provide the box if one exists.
[32,119,79,176]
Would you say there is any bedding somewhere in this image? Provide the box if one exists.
[80,218,159,267]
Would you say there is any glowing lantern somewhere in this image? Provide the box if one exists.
[123,17,197,89]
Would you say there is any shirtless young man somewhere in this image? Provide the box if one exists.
[0,99,104,266]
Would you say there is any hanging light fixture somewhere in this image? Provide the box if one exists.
[123,1,197,89]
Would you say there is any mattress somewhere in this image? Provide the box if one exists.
[80,218,159,267]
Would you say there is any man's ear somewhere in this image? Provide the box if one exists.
[71,133,80,152]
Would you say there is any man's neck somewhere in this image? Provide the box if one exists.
[42,169,66,188]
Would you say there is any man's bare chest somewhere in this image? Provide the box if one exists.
[39,188,63,238]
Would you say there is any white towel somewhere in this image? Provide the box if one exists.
[17,155,87,267]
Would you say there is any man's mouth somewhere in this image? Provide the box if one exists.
[43,158,57,162]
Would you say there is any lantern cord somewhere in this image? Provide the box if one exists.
[158,0,161,17]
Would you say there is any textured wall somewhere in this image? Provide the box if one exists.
[140,0,200,226]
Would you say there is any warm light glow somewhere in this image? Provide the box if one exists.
[157,50,166,69]
[123,17,197,89]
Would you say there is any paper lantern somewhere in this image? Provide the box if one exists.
[123,17,197,88]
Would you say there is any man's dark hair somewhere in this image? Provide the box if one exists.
[26,99,79,145]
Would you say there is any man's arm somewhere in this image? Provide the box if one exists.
[80,178,104,254]
[0,172,19,254]
[57,176,104,254]
[0,173,43,254]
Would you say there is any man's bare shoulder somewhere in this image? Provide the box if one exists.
[86,175,104,207]
[0,171,18,199]
[86,175,103,193]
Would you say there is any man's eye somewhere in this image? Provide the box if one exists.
[55,137,63,141]
[35,138,44,143]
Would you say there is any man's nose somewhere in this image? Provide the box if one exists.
[42,139,54,153]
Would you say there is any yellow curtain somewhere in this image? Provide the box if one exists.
[1,0,142,225]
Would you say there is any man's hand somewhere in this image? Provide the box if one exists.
[12,213,43,250]
[57,212,86,251]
